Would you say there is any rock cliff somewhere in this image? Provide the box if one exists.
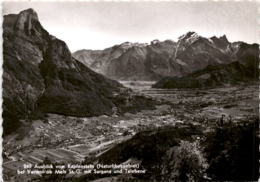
[3,9,154,135]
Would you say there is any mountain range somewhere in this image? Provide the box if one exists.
[73,32,259,82]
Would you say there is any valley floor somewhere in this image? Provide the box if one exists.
[3,82,258,182]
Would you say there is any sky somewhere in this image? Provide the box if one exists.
[3,1,259,52]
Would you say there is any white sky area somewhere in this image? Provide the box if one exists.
[3,1,259,52]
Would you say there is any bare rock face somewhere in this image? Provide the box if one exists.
[3,9,154,135]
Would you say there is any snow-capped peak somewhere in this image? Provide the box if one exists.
[178,31,200,45]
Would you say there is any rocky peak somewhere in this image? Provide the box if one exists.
[219,35,228,43]
[176,32,203,50]
[210,35,230,50]
[178,31,196,39]
[178,31,199,42]
[211,35,229,43]
[20,8,38,19]
[14,8,43,37]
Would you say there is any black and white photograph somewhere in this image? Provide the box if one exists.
[2,1,259,182]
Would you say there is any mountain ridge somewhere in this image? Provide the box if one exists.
[73,32,258,81]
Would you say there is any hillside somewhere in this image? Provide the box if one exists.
[3,9,155,135]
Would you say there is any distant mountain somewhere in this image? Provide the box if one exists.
[3,9,155,135]
[73,40,176,80]
[153,42,259,88]
[73,32,256,81]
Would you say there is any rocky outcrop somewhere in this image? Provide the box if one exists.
[73,32,256,81]
[3,9,155,135]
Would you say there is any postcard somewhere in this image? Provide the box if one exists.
[2,1,259,181]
